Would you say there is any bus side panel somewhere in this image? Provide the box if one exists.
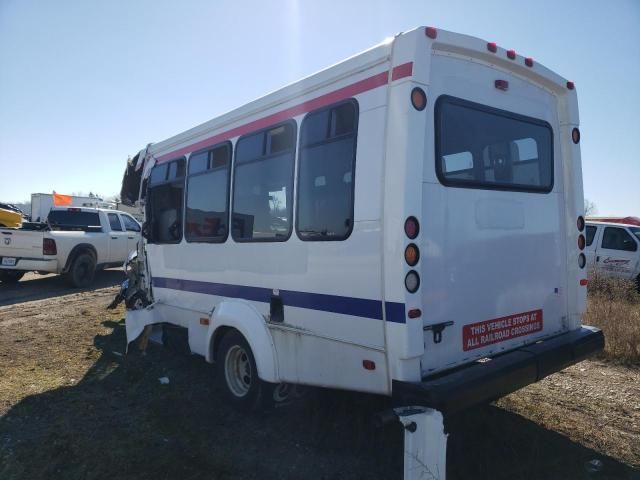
[146,73,390,393]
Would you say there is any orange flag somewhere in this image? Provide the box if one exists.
[53,192,73,206]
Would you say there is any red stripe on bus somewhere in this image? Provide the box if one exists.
[157,62,413,163]
[391,62,413,81]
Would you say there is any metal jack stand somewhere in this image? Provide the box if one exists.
[395,407,448,480]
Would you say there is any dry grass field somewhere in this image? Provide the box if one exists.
[0,271,638,480]
[584,273,640,364]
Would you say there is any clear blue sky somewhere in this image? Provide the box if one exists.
[1,0,638,215]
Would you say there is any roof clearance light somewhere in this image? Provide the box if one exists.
[577,216,585,232]
[405,270,420,293]
[572,128,580,144]
[567,81,575,90]
[425,27,437,39]
[579,253,586,269]
[404,217,420,239]
[405,244,420,266]
[487,42,497,53]
[525,57,534,67]
[507,49,516,60]
[411,87,427,111]
[578,234,586,250]
[495,79,509,91]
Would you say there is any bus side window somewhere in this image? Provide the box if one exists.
[185,143,231,243]
[232,122,296,242]
[146,158,186,244]
[297,100,358,241]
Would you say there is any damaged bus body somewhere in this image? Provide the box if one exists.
[120,27,603,417]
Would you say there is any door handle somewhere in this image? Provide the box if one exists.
[111,237,118,240]
[596,256,600,262]
[128,237,134,240]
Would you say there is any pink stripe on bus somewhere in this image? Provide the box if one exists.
[157,62,414,163]
[391,62,413,81]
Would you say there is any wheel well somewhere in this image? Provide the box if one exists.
[64,244,98,272]
[211,326,238,362]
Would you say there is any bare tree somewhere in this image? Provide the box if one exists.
[584,198,597,216]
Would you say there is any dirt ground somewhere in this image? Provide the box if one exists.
[0,272,639,480]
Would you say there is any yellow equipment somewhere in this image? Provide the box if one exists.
[0,207,22,228]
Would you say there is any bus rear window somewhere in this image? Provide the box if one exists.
[435,96,553,192]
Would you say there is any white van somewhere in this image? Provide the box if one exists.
[120,26,603,413]
[585,221,640,283]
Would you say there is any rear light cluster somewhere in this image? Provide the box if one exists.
[577,215,586,270]
[43,238,57,256]
[404,217,421,295]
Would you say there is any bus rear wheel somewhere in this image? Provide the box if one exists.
[216,330,295,411]
[217,331,265,411]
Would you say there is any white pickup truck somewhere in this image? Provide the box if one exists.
[0,207,141,287]
[585,221,640,286]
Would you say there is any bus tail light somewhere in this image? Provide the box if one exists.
[579,253,586,269]
[405,244,420,266]
[577,216,585,231]
[404,217,419,239]
[408,308,422,319]
[578,235,586,250]
[411,87,427,111]
[580,279,588,286]
[43,238,57,255]
[572,128,580,144]
[405,270,420,293]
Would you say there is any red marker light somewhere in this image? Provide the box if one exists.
[507,49,516,60]
[495,79,509,91]
[487,42,497,53]
[525,57,534,67]
[363,360,376,370]
[408,308,422,319]
[567,81,575,90]
[425,27,438,39]
[580,279,588,286]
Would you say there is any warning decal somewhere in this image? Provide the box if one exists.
[462,309,543,352]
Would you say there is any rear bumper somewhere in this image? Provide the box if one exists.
[392,326,604,415]
[0,257,57,272]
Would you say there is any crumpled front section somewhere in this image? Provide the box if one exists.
[125,306,159,345]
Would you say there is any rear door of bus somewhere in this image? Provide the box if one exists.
[420,53,567,375]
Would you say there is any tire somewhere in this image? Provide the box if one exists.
[65,252,96,288]
[217,330,270,411]
[0,270,25,284]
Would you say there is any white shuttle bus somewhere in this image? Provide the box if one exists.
[121,26,603,414]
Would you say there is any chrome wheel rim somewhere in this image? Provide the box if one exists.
[224,345,252,397]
